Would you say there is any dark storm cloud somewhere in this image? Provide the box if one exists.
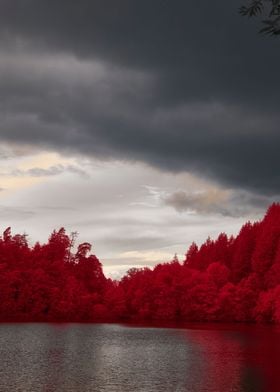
[0,0,279,194]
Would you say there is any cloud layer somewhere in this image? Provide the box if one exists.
[0,0,279,195]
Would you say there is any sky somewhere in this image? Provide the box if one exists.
[0,0,279,278]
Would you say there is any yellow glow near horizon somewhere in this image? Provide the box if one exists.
[0,151,75,195]
[118,250,184,263]
[18,151,75,171]
[0,176,41,191]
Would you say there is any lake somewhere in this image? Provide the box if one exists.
[0,323,279,391]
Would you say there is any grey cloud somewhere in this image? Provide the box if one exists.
[8,164,88,178]
[0,1,279,196]
[163,189,274,217]
[100,236,167,253]
[0,206,35,221]
[39,205,78,212]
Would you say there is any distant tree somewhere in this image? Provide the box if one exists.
[206,262,230,288]
[231,222,259,283]
[3,227,12,243]
[76,242,92,260]
[184,242,198,267]
[240,0,280,35]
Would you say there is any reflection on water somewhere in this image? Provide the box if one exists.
[182,324,280,392]
[0,323,279,391]
[183,327,263,392]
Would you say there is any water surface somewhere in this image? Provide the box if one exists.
[0,323,279,391]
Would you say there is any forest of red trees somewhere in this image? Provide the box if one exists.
[1,203,280,323]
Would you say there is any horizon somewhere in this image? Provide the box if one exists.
[0,202,271,280]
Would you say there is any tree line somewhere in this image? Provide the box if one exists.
[1,203,280,323]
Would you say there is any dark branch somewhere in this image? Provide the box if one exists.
[240,0,280,35]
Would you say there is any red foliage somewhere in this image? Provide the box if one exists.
[1,204,280,323]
